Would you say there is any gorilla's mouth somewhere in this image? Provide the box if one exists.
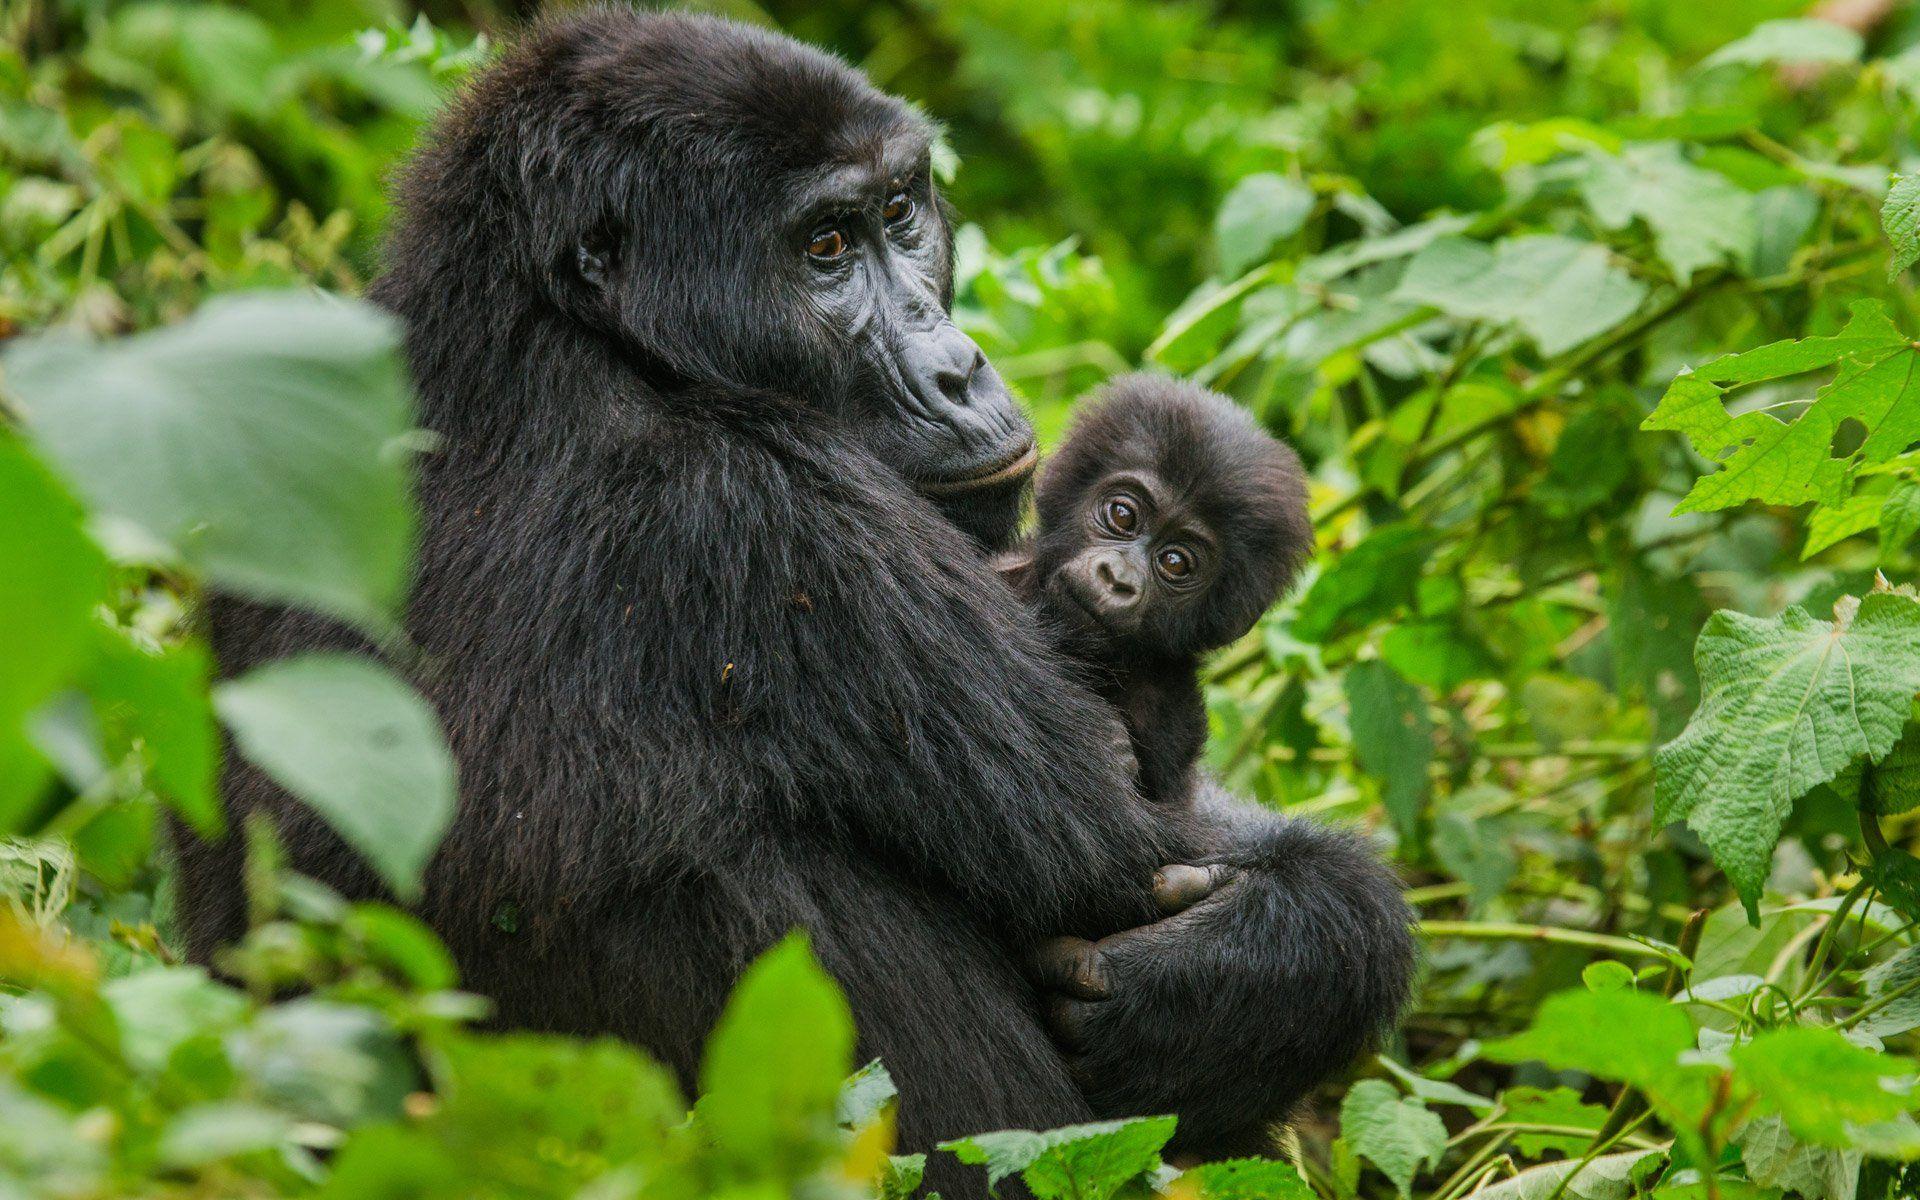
[916,440,1038,497]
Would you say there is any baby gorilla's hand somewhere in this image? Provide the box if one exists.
[1027,864,1240,1052]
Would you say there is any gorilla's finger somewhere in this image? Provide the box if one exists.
[1046,995,1096,1051]
[1029,936,1112,1000]
[1152,863,1238,914]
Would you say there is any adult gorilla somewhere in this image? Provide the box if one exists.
[177,10,1411,1193]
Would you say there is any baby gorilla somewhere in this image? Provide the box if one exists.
[998,375,1312,804]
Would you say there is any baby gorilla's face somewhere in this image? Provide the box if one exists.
[1044,467,1218,654]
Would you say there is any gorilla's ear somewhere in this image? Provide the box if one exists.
[573,238,613,290]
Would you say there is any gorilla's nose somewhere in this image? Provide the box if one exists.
[1093,553,1142,607]
[930,327,988,407]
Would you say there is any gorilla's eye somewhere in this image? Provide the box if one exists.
[883,191,915,225]
[1103,498,1138,534]
[807,228,850,260]
[1156,547,1194,580]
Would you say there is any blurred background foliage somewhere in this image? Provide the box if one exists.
[14,0,1920,1197]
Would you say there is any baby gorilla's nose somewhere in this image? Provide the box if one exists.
[1095,556,1137,599]
[1090,551,1143,611]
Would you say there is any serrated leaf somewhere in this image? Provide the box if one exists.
[1733,1025,1919,1146]
[837,1059,898,1129]
[1878,481,1920,561]
[1216,173,1314,277]
[1864,725,1920,817]
[1339,1080,1445,1199]
[1702,18,1864,70]
[1645,301,1920,517]
[1576,143,1754,282]
[941,1115,1176,1200]
[1471,1150,1665,1200]
[1739,1114,1861,1200]
[213,653,455,899]
[6,291,416,637]
[1858,946,1920,1037]
[1655,593,1920,917]
[1346,661,1432,839]
[699,933,855,1172]
[1485,988,1696,1093]
[1885,175,1920,280]
[1393,234,1646,355]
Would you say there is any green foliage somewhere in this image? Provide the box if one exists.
[14,2,1920,1199]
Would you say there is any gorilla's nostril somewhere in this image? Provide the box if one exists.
[1095,559,1138,599]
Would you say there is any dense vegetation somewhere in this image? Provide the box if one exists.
[9,0,1920,1196]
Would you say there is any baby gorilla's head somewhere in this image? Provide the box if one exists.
[1031,374,1311,661]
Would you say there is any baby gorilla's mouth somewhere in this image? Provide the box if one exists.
[916,440,1038,497]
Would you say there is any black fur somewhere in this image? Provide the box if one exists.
[999,375,1311,805]
[171,11,1413,1194]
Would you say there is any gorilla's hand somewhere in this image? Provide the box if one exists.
[1028,815,1413,1160]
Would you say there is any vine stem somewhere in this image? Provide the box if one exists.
[1417,921,1677,962]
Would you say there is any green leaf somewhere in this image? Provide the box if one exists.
[0,436,108,827]
[1393,235,1647,355]
[1737,1114,1862,1200]
[1701,18,1864,70]
[1733,1025,1919,1147]
[941,1115,1177,1200]
[1178,1157,1317,1200]
[7,291,416,637]
[158,1102,292,1168]
[1339,1080,1445,1199]
[229,999,415,1126]
[87,628,219,836]
[1878,481,1920,561]
[880,1153,928,1200]
[698,932,855,1172]
[837,1058,898,1129]
[1859,945,1920,1039]
[1644,301,1920,517]
[1485,988,1706,1124]
[1345,661,1433,839]
[1576,143,1754,282]
[1216,173,1314,277]
[1470,1150,1666,1200]
[1497,1086,1608,1157]
[1655,593,1920,917]
[1294,525,1437,643]
[1885,175,1920,281]
[432,1033,682,1192]
[213,653,455,899]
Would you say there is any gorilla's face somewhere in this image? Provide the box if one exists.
[525,15,1035,546]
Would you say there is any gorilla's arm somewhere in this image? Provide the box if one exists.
[1035,782,1414,1157]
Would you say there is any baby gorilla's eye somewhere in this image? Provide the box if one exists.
[807,228,850,260]
[1156,547,1193,580]
[1104,498,1138,533]
[883,190,915,225]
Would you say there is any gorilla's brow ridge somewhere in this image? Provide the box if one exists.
[788,128,931,215]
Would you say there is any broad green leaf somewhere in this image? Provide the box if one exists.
[941,1115,1176,1200]
[1485,989,1709,1124]
[1733,1026,1919,1146]
[7,291,416,637]
[880,1153,928,1200]
[1879,481,1920,561]
[1294,525,1437,643]
[1378,1056,1495,1112]
[1431,806,1515,912]
[1655,593,1920,916]
[1738,1114,1862,1200]
[1177,1157,1316,1200]
[317,1126,460,1200]
[228,999,414,1126]
[1216,173,1314,277]
[158,1102,292,1168]
[1345,661,1432,839]
[1339,1080,1445,1199]
[1470,1150,1665,1200]
[433,1033,681,1192]
[699,933,855,1172]
[1393,235,1646,355]
[1645,301,1919,516]
[1576,144,1754,282]
[0,436,108,828]
[1497,1086,1608,1157]
[1858,945,1920,1038]
[213,653,455,899]
[1701,19,1864,70]
[87,628,219,836]
[1885,175,1920,280]
[103,967,247,1073]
